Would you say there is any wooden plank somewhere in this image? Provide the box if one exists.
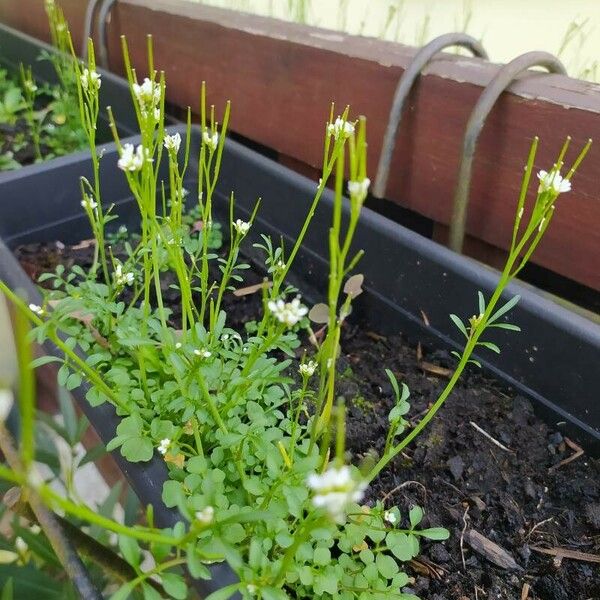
[1,0,599,290]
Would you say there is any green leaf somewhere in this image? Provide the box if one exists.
[489,323,521,332]
[109,581,136,600]
[489,294,520,324]
[161,573,187,600]
[478,341,501,354]
[1,578,13,600]
[204,583,240,600]
[409,505,423,528]
[376,553,399,579]
[449,314,468,339]
[261,588,289,600]
[477,291,486,315]
[121,437,153,462]
[118,535,140,568]
[385,369,399,401]
[419,527,450,540]
[313,546,331,566]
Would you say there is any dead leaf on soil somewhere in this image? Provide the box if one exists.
[71,239,96,250]
[465,529,520,570]
[419,361,453,378]
[233,280,272,297]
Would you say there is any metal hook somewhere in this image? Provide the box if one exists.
[448,51,566,253]
[97,0,118,69]
[373,33,488,199]
[82,0,102,60]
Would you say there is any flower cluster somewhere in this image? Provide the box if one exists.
[28,303,45,316]
[307,465,367,522]
[80,195,98,211]
[537,169,571,194]
[299,360,318,377]
[195,506,214,524]
[80,68,101,92]
[202,129,219,152]
[132,77,161,120]
[113,262,135,287]
[327,116,355,140]
[233,219,251,236]
[163,133,181,154]
[347,177,371,201]
[118,144,151,172]
[158,438,170,456]
[267,297,308,327]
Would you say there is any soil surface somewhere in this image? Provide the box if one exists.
[15,239,600,600]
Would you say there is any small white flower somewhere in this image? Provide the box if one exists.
[175,342,182,349]
[80,196,98,211]
[118,225,128,234]
[24,80,38,94]
[194,348,212,358]
[80,68,101,92]
[29,525,41,535]
[347,177,371,201]
[384,510,397,525]
[246,584,258,595]
[195,506,214,524]
[307,465,367,522]
[132,77,161,110]
[28,303,45,316]
[267,297,308,327]
[221,334,229,340]
[15,537,28,555]
[233,219,251,236]
[163,133,181,153]
[118,144,150,172]
[158,438,171,456]
[299,360,317,377]
[275,260,286,270]
[537,169,571,194]
[202,129,219,151]
[0,390,14,422]
[327,116,355,140]
[114,262,134,287]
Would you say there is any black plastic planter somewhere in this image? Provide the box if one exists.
[0,22,138,178]
[0,124,599,594]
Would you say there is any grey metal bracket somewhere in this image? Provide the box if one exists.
[373,33,488,199]
[448,51,567,253]
[98,0,118,69]
[82,0,102,60]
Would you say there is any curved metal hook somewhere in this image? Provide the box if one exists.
[448,51,567,253]
[373,33,488,199]
[98,0,118,69]
[81,0,102,60]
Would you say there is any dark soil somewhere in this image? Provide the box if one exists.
[15,239,600,600]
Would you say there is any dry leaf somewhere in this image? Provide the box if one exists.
[419,361,452,378]
[233,280,272,297]
[308,303,329,324]
[344,274,364,298]
[465,529,520,570]
[71,239,96,250]
[164,453,185,468]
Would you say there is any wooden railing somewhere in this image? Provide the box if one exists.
[2,0,599,294]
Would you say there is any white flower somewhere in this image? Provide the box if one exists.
[28,303,45,316]
[537,169,571,194]
[132,77,161,112]
[307,465,367,522]
[175,342,182,349]
[15,537,28,555]
[158,438,171,455]
[24,80,38,94]
[0,390,14,422]
[194,348,212,359]
[118,144,150,172]
[233,219,251,236]
[299,360,317,377]
[163,133,182,153]
[384,510,397,525]
[29,525,41,535]
[80,68,101,92]
[267,297,308,327]
[202,129,219,151]
[80,196,98,211]
[347,177,371,201]
[195,506,214,524]
[246,584,258,595]
[327,117,355,140]
[114,262,134,287]
[275,260,286,270]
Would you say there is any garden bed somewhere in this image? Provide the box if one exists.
[1,125,599,598]
[13,235,600,599]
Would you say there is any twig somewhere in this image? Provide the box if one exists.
[521,582,531,600]
[460,505,470,570]
[531,546,600,564]
[548,437,584,472]
[381,480,427,504]
[469,421,513,453]
[525,517,554,541]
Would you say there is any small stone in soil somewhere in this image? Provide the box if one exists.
[447,455,465,480]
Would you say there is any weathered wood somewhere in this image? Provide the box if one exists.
[1,0,599,291]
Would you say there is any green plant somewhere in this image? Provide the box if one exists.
[0,30,590,600]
